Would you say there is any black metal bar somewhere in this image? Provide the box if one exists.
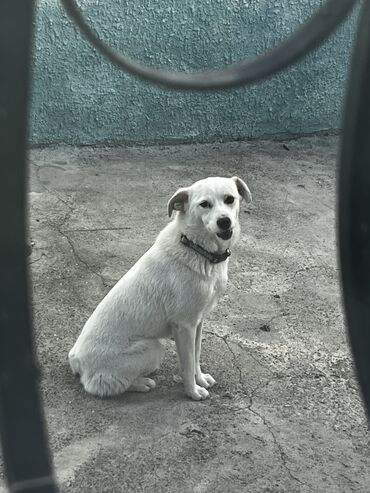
[0,1,58,491]
[61,0,358,89]
[0,0,367,490]
[339,0,370,418]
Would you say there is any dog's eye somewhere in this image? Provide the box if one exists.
[224,196,235,205]
[199,200,211,208]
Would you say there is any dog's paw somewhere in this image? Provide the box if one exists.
[186,385,209,401]
[141,377,156,389]
[196,373,216,389]
[128,377,156,393]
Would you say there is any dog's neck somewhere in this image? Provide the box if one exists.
[180,234,231,264]
[156,220,232,277]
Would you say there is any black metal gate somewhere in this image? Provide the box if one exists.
[0,1,368,491]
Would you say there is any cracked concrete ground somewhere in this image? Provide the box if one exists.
[1,135,369,492]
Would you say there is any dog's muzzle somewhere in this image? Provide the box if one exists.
[217,229,233,240]
[216,217,232,240]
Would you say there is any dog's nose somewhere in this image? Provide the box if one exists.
[217,217,231,230]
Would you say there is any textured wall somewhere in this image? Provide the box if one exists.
[31,0,358,145]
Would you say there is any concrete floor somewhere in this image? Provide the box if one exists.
[1,135,369,492]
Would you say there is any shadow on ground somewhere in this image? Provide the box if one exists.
[1,136,368,492]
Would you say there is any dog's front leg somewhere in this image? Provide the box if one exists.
[195,322,216,389]
[173,324,209,401]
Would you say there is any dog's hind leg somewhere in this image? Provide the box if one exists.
[82,371,129,397]
[81,339,164,397]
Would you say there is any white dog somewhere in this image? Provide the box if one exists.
[69,176,251,400]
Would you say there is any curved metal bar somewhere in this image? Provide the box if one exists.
[339,0,370,418]
[0,1,58,491]
[61,0,358,89]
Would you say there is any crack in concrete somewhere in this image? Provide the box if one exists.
[248,406,315,491]
[204,329,274,376]
[34,165,74,212]
[204,328,335,385]
[62,227,132,233]
[237,341,275,375]
[223,335,243,387]
[205,329,315,491]
[31,175,121,289]
[245,379,316,491]
[204,330,243,386]
[248,379,272,405]
[39,204,118,289]
[57,226,117,288]
[45,208,73,234]
[27,252,47,266]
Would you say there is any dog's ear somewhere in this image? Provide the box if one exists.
[231,176,252,203]
[167,188,189,217]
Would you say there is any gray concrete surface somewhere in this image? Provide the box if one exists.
[1,136,369,492]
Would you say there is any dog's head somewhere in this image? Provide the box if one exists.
[168,176,252,246]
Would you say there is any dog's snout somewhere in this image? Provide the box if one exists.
[217,217,231,230]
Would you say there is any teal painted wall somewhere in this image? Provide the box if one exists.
[31,0,358,145]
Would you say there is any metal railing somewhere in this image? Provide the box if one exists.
[0,1,368,491]
[61,0,357,89]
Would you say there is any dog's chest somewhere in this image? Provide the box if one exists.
[202,266,228,308]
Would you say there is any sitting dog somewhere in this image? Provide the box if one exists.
[69,176,251,400]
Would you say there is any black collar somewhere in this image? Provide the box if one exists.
[180,234,231,264]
